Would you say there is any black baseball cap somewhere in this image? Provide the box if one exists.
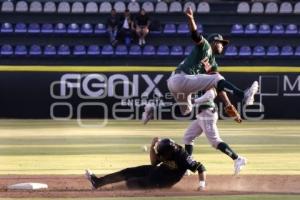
[208,33,229,46]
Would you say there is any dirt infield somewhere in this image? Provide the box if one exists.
[0,175,299,198]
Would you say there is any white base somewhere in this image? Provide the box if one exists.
[8,182,48,190]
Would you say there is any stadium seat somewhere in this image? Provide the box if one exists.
[115,45,128,56]
[73,45,86,55]
[294,2,300,14]
[58,44,71,55]
[197,24,203,33]
[57,1,71,13]
[1,44,13,55]
[101,44,114,55]
[245,23,257,34]
[29,44,42,55]
[239,45,252,56]
[258,24,271,34]
[279,2,292,13]
[225,45,238,56]
[15,45,27,56]
[99,1,112,13]
[265,2,278,14]
[164,24,176,34]
[267,45,280,56]
[177,23,189,34]
[251,2,264,14]
[54,23,67,34]
[237,2,250,13]
[94,23,106,34]
[170,45,183,56]
[87,45,101,55]
[1,22,13,33]
[253,46,265,56]
[169,1,182,13]
[28,23,40,33]
[295,46,300,56]
[272,24,284,34]
[71,2,84,13]
[155,1,168,13]
[67,23,80,34]
[29,1,42,13]
[43,1,56,13]
[143,45,155,56]
[41,23,54,33]
[142,1,154,13]
[1,1,14,12]
[231,24,244,34]
[81,23,93,34]
[197,2,210,13]
[114,1,126,13]
[285,24,298,34]
[15,23,27,33]
[183,1,196,12]
[85,2,98,13]
[44,44,56,56]
[15,1,28,12]
[157,45,169,56]
[281,45,293,56]
[184,45,194,56]
[129,45,141,56]
[128,1,140,13]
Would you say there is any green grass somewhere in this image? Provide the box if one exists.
[0,120,300,175]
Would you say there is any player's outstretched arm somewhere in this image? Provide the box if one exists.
[185,7,203,44]
[149,137,160,166]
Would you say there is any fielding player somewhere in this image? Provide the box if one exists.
[85,137,207,190]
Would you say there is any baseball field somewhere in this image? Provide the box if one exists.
[0,119,300,199]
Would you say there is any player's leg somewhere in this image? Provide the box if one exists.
[183,119,203,155]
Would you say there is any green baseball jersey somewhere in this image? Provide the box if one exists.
[177,38,218,75]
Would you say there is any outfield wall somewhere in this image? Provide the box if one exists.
[0,66,299,119]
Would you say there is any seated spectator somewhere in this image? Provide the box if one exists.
[118,9,134,46]
[134,8,151,46]
[106,8,119,46]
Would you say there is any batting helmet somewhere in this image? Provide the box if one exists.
[207,33,229,46]
[156,138,177,159]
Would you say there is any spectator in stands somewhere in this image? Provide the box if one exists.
[118,9,134,46]
[134,8,151,46]
[106,8,119,46]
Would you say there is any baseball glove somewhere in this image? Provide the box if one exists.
[225,104,242,123]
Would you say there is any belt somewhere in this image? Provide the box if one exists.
[198,106,217,114]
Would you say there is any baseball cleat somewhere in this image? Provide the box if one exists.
[142,104,154,125]
[184,170,191,176]
[85,169,99,189]
[198,181,206,191]
[234,156,247,175]
[243,81,259,105]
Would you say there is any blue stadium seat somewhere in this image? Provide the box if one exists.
[87,45,101,55]
[1,22,13,33]
[285,24,298,34]
[81,23,93,34]
[41,23,54,33]
[239,45,252,56]
[155,1,168,13]
[1,44,13,55]
[157,45,169,56]
[258,24,271,34]
[295,46,300,56]
[184,45,194,55]
[170,45,183,56]
[44,44,56,56]
[267,45,280,56]
[73,45,86,55]
[67,23,80,34]
[44,1,56,13]
[101,44,114,55]
[28,23,40,33]
[177,23,189,34]
[1,1,14,12]
[231,24,244,34]
[29,44,42,56]
[115,45,128,56]
[272,24,284,34]
[15,45,27,56]
[54,23,66,34]
[143,45,155,56]
[86,2,98,13]
[58,44,71,55]
[280,45,293,56]
[142,1,154,13]
[164,24,176,34]
[245,23,257,34]
[225,45,238,56]
[14,23,27,33]
[253,45,265,56]
[94,23,106,34]
[129,45,141,56]
[169,1,182,13]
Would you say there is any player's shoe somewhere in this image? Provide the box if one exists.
[243,81,259,105]
[184,170,191,176]
[198,181,206,191]
[142,103,154,125]
[85,169,99,189]
[234,156,247,175]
